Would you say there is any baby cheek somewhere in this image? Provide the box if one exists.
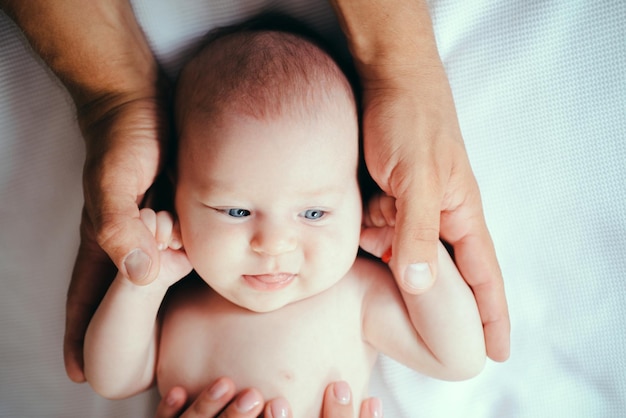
[313,229,357,270]
[179,216,214,256]
[191,225,246,273]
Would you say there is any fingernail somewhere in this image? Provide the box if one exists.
[208,378,229,400]
[123,249,151,282]
[235,389,262,412]
[404,263,432,291]
[370,398,383,417]
[333,381,351,405]
[269,397,290,418]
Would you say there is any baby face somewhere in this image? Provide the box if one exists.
[175,109,361,312]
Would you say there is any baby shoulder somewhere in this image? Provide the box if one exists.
[346,256,399,299]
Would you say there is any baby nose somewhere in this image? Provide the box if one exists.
[250,224,297,256]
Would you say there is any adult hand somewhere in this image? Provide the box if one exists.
[156,379,382,418]
[330,0,510,361]
[155,378,265,418]
[64,89,167,381]
[321,381,383,418]
[63,28,168,383]
[0,1,169,380]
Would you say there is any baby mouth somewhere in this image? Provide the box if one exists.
[242,273,296,291]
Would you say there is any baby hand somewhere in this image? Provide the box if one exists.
[360,193,396,262]
[138,208,193,287]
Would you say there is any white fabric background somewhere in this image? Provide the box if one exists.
[1,1,624,417]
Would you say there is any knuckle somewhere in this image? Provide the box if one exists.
[93,214,131,251]
[390,156,445,199]
[190,391,215,415]
[406,224,440,244]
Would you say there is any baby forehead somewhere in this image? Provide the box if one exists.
[177,29,356,122]
[179,109,359,180]
[183,109,357,156]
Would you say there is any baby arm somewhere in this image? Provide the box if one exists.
[84,209,192,399]
[361,194,486,380]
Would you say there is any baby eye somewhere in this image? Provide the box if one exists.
[226,208,251,218]
[301,209,325,220]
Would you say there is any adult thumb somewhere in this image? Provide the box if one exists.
[91,200,161,285]
[391,193,440,294]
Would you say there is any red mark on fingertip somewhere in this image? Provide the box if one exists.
[381,247,392,264]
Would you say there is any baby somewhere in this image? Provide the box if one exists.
[84,21,486,417]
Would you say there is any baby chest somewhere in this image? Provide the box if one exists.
[157,281,375,410]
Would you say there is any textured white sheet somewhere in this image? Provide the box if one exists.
[1,1,624,417]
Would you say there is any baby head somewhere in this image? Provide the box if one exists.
[174,23,361,312]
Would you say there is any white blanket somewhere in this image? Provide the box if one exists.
[1,1,624,416]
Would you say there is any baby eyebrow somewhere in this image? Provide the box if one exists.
[297,186,345,199]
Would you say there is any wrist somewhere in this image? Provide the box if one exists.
[112,273,170,301]
[330,0,443,82]
[3,0,158,105]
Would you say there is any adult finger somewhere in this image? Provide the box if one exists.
[358,86,447,295]
[83,162,160,286]
[321,381,354,418]
[81,96,166,285]
[358,398,383,418]
[212,387,264,418]
[155,379,265,418]
[155,386,189,418]
[264,397,292,418]
[390,174,441,294]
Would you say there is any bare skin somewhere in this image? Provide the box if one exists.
[83,39,485,410]
[155,378,383,418]
[1,0,509,394]
[329,0,509,360]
